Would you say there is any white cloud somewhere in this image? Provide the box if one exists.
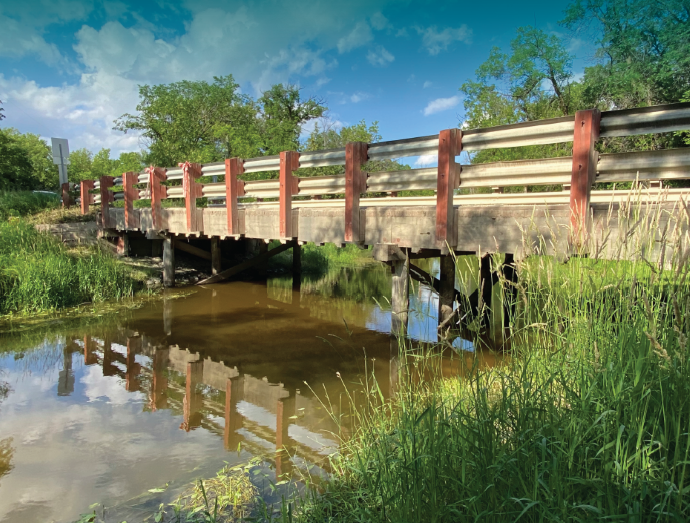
[418,25,472,55]
[0,15,67,65]
[1,1,400,155]
[423,95,460,116]
[369,12,390,30]
[367,46,394,66]
[350,91,370,103]
[414,154,437,167]
[337,21,373,53]
[423,81,432,88]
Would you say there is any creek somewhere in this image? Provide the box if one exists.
[0,262,498,523]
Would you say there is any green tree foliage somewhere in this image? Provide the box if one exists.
[0,129,57,190]
[110,151,146,175]
[298,119,409,179]
[460,27,580,165]
[67,148,94,182]
[114,75,326,170]
[0,130,33,191]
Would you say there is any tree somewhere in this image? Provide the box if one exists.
[298,119,410,190]
[91,148,113,179]
[114,76,327,171]
[0,130,33,190]
[0,129,57,190]
[6,130,58,189]
[460,26,581,165]
[258,84,325,154]
[110,151,146,176]
[67,149,94,182]
[562,0,690,110]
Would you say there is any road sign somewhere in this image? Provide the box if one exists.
[51,138,70,185]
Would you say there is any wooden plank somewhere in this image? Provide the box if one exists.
[345,142,368,242]
[279,151,300,238]
[61,182,72,208]
[182,162,204,233]
[197,239,297,285]
[80,180,94,215]
[147,167,167,231]
[436,129,461,250]
[99,176,114,228]
[569,109,601,248]
[123,171,140,229]
[225,158,244,236]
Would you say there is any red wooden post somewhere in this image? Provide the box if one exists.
[61,182,71,208]
[80,180,94,215]
[123,171,140,229]
[225,158,245,236]
[435,129,462,251]
[345,142,368,242]
[99,176,114,228]
[147,166,167,231]
[569,109,601,248]
[279,151,300,239]
[180,162,204,233]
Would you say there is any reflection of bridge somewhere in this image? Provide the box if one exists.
[73,334,342,478]
[80,103,690,333]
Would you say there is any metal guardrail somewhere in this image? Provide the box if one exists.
[87,102,690,217]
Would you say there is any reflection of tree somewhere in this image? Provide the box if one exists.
[0,438,14,483]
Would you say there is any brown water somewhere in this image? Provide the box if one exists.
[0,265,496,523]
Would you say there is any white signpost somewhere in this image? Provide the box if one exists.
[51,138,70,186]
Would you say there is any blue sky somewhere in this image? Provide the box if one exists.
[0,0,589,165]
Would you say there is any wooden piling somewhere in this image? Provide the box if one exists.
[211,237,222,276]
[479,254,493,326]
[438,255,456,326]
[391,252,410,335]
[163,235,175,288]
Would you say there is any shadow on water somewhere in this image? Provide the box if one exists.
[0,262,503,523]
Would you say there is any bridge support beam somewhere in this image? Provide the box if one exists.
[438,255,456,326]
[211,237,221,276]
[391,253,410,336]
[163,235,175,288]
[502,253,518,328]
[345,142,368,243]
[479,254,493,327]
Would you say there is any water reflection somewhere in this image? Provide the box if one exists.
[0,264,498,523]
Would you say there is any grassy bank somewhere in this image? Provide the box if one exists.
[280,213,690,521]
[0,220,141,315]
[0,190,60,221]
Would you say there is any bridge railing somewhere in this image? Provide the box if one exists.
[82,102,690,247]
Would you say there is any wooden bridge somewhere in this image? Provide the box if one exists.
[79,103,690,333]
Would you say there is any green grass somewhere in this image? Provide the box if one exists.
[0,190,60,221]
[0,220,140,315]
[279,206,690,521]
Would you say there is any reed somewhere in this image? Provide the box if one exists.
[0,220,139,315]
[283,191,690,522]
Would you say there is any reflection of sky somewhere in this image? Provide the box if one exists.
[365,281,474,351]
[0,346,244,523]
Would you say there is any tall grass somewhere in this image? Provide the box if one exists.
[0,190,60,221]
[284,192,690,522]
[0,220,138,315]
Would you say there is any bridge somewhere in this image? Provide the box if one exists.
[79,103,690,334]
